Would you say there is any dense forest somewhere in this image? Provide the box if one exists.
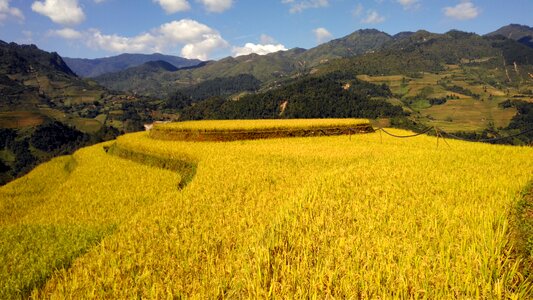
[0,122,120,185]
[165,74,261,109]
[179,72,405,120]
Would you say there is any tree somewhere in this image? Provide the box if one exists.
[30,121,86,152]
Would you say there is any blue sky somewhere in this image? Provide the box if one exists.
[0,0,531,60]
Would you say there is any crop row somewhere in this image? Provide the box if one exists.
[149,119,373,141]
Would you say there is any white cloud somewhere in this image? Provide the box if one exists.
[397,0,419,10]
[79,19,227,60]
[94,0,106,3]
[31,0,85,25]
[153,0,190,13]
[0,0,24,22]
[181,34,228,59]
[87,30,155,53]
[158,19,215,42]
[48,28,83,39]
[443,1,479,20]
[313,27,332,44]
[361,10,385,24]
[197,0,233,13]
[154,0,232,13]
[282,0,329,13]
[232,43,288,57]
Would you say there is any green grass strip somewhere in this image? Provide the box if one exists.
[513,183,533,271]
[0,224,114,299]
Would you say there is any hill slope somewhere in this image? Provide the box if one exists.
[487,24,533,48]
[0,41,149,185]
[92,29,393,96]
[298,29,392,66]
[314,30,533,134]
[93,60,182,95]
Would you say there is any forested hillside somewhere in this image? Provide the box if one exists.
[179,72,404,120]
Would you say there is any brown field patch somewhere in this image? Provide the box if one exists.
[0,111,45,128]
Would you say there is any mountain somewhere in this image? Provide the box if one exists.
[142,60,180,72]
[186,29,394,83]
[92,29,394,97]
[298,29,392,66]
[0,41,155,185]
[63,53,202,77]
[486,24,533,48]
[173,28,533,144]
[320,29,533,79]
[0,40,107,110]
[393,31,415,39]
[94,48,306,97]
[0,41,76,78]
[93,59,197,96]
[179,71,404,120]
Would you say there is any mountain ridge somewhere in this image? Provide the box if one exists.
[486,24,533,48]
[63,53,203,78]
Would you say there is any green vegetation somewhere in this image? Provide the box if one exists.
[180,72,404,120]
[93,61,181,96]
[514,185,533,269]
[30,121,87,152]
[165,74,261,109]
[0,41,150,185]
[298,29,392,66]
[487,24,533,48]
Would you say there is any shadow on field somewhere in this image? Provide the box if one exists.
[512,183,533,282]
[105,143,198,189]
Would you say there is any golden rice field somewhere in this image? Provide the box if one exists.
[1,120,533,298]
[153,119,370,131]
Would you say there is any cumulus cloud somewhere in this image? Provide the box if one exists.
[361,10,385,24]
[153,0,190,13]
[197,0,233,13]
[153,0,232,13]
[443,1,479,20]
[397,0,420,10]
[31,0,85,25]
[232,43,288,57]
[0,0,24,22]
[48,28,83,39]
[313,27,333,44]
[72,19,228,60]
[282,0,329,13]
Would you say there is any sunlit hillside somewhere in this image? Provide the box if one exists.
[1,121,532,298]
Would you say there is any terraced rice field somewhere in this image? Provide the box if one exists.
[1,120,532,298]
